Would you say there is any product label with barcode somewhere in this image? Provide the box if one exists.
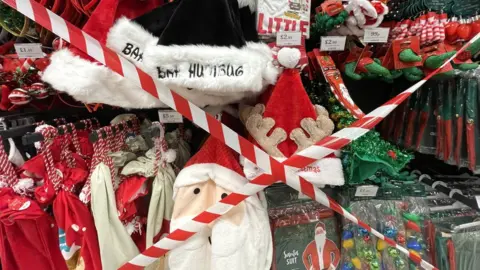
[320,36,346,51]
[158,110,183,123]
[276,31,302,46]
[355,185,379,197]
[363,28,390,43]
[14,43,44,58]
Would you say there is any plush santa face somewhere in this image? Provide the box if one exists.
[171,180,245,227]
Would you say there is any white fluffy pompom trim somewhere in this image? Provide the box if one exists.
[277,47,301,69]
[163,149,177,163]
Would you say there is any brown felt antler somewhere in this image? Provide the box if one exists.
[242,104,287,158]
[290,105,334,152]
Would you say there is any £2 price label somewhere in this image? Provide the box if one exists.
[363,28,390,43]
[355,185,379,197]
[14,43,44,58]
[320,36,346,51]
[158,110,183,123]
[276,32,302,46]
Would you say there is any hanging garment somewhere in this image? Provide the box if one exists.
[53,191,102,270]
[146,164,175,247]
[145,165,175,270]
[90,162,139,270]
[0,189,67,270]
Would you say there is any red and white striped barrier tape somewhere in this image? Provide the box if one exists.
[6,0,477,269]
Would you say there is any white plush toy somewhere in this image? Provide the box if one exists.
[330,0,388,37]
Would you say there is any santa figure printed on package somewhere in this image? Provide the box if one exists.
[302,222,340,270]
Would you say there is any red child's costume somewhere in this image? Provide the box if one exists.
[302,238,340,270]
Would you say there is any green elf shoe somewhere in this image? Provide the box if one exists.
[402,67,424,81]
[453,62,479,71]
[399,49,423,63]
[345,58,392,81]
[424,51,457,69]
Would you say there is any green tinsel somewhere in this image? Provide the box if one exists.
[306,83,414,185]
[310,10,349,42]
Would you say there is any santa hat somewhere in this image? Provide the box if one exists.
[43,0,279,109]
[106,0,278,100]
[315,222,326,231]
[173,136,247,199]
[42,0,167,108]
[241,48,345,186]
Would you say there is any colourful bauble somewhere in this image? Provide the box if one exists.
[396,233,406,245]
[405,220,421,233]
[377,239,387,251]
[351,257,362,269]
[342,262,355,270]
[387,247,400,258]
[403,213,422,223]
[363,235,371,242]
[384,227,398,238]
[407,239,422,251]
[370,260,380,270]
[409,250,420,258]
[343,239,355,249]
[394,258,406,269]
[343,230,354,240]
[359,228,369,236]
[363,249,375,261]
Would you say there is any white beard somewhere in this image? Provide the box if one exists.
[168,217,211,270]
[315,233,327,269]
[211,200,272,270]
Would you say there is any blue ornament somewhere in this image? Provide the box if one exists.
[407,239,422,251]
[359,228,369,236]
[342,262,354,270]
[384,227,398,238]
[342,230,354,240]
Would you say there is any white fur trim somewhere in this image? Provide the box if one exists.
[107,19,280,94]
[237,0,256,12]
[106,17,158,69]
[297,157,344,186]
[142,43,278,93]
[42,49,167,109]
[173,163,247,199]
[277,48,300,68]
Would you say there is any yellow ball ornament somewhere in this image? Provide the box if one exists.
[343,239,355,249]
[377,239,387,251]
[351,257,362,269]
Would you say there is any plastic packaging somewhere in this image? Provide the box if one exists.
[265,184,341,270]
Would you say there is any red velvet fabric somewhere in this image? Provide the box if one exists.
[53,191,102,270]
[115,175,148,222]
[0,189,67,270]
[262,69,317,157]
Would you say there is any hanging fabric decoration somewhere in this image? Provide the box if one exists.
[88,129,139,269]
[0,134,67,270]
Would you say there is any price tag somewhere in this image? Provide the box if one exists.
[355,185,379,197]
[158,110,183,123]
[14,43,44,58]
[320,36,346,51]
[363,28,390,43]
[276,31,302,46]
